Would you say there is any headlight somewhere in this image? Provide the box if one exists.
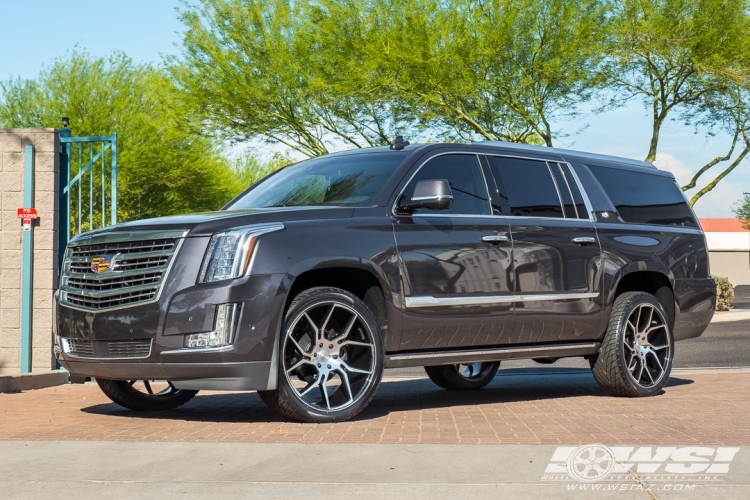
[198,223,284,283]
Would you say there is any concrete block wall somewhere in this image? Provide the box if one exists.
[0,129,60,374]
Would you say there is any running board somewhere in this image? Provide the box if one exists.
[384,342,601,368]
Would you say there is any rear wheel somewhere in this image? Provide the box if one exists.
[591,292,674,397]
[424,362,500,390]
[258,287,384,423]
[96,379,198,411]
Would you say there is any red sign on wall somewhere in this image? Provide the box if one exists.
[17,208,38,219]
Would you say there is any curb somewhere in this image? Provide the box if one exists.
[711,310,750,323]
[0,371,69,393]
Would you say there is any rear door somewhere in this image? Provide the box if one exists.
[486,155,604,344]
[394,152,515,351]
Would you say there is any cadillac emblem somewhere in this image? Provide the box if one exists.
[91,255,115,273]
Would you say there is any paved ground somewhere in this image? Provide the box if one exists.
[1,369,748,445]
[2,293,748,498]
[3,441,749,499]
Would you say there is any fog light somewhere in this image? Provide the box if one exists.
[184,303,240,349]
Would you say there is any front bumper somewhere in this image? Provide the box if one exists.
[57,358,274,391]
[55,270,288,391]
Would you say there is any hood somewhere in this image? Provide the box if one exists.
[76,206,356,240]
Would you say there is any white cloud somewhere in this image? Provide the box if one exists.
[653,153,693,185]
[692,183,743,217]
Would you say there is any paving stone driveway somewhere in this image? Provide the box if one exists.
[1,369,748,445]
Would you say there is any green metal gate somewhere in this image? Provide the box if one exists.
[58,128,118,264]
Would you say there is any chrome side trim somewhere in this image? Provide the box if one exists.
[411,195,453,202]
[390,149,596,223]
[161,345,235,355]
[384,342,601,368]
[405,292,599,308]
[69,229,189,246]
[561,161,596,222]
[545,161,567,215]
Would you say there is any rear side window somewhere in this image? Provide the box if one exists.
[587,165,697,227]
[488,157,564,218]
[404,154,491,215]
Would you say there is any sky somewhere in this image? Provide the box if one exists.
[1,0,748,218]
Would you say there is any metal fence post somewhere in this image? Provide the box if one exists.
[111,132,117,225]
[21,145,35,374]
[58,128,71,268]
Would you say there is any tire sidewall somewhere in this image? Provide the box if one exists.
[277,287,384,422]
[426,362,500,390]
[614,293,674,397]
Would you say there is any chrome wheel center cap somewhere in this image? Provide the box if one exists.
[318,349,331,363]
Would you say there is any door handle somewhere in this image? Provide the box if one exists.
[482,233,509,243]
[572,237,596,244]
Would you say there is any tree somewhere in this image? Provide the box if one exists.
[170,0,410,157]
[0,51,243,221]
[735,187,750,229]
[311,0,609,146]
[684,84,750,205]
[233,151,293,189]
[608,0,750,162]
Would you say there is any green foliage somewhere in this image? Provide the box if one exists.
[712,275,735,311]
[608,0,750,163]
[171,0,608,151]
[350,0,608,146]
[232,152,292,190]
[170,0,410,157]
[0,50,243,221]
[733,192,750,230]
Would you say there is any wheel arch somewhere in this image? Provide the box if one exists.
[283,258,394,345]
[610,268,675,329]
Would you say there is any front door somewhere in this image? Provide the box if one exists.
[486,155,603,344]
[394,153,515,351]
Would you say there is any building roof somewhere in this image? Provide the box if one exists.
[700,218,749,232]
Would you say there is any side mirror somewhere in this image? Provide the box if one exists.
[397,179,453,213]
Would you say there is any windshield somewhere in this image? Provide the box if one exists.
[226,152,409,209]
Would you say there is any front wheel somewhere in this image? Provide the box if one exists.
[424,362,500,390]
[96,379,198,411]
[258,287,384,423]
[591,292,674,397]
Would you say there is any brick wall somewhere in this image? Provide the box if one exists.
[0,129,59,374]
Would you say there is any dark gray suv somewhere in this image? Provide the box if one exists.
[54,141,715,422]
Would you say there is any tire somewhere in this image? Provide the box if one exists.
[96,379,197,411]
[591,291,674,397]
[424,362,500,390]
[257,287,384,423]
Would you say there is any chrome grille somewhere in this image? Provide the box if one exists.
[62,338,152,359]
[107,339,152,358]
[59,232,184,312]
[63,338,95,357]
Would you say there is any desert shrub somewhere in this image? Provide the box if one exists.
[712,275,734,311]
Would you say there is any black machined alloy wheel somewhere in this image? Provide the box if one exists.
[591,291,674,397]
[258,287,384,423]
[96,379,198,411]
[424,361,500,390]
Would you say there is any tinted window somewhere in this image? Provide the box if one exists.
[587,165,697,227]
[488,157,564,218]
[227,152,408,209]
[404,154,490,215]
